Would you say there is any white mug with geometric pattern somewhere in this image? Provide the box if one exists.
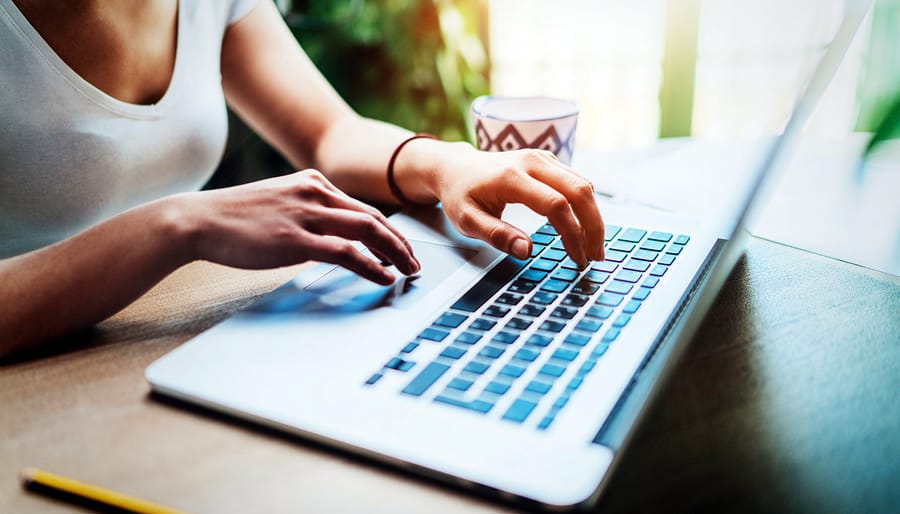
[471,96,579,165]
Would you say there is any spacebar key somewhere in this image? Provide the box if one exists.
[450,256,530,312]
[401,362,450,396]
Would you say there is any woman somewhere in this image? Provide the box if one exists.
[0,0,604,357]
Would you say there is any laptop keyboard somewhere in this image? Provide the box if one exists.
[364,222,690,430]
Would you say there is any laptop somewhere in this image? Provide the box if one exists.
[146,3,868,509]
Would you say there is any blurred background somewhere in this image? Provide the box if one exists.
[208,0,899,188]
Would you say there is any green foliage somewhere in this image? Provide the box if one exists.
[286,0,489,142]
[857,0,900,155]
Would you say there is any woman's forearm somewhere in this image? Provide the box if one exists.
[0,197,194,357]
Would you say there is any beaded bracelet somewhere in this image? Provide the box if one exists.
[386,133,438,206]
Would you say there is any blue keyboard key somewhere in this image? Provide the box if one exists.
[580,359,597,373]
[567,376,584,390]
[550,240,566,251]
[434,312,467,328]
[564,333,591,347]
[552,348,579,362]
[632,287,651,301]
[402,362,450,396]
[609,241,635,253]
[542,249,567,261]
[496,293,524,305]
[527,334,554,347]
[503,398,538,423]
[419,327,449,342]
[640,240,666,252]
[537,416,554,430]
[602,328,621,343]
[514,348,540,362]
[650,265,668,277]
[591,343,609,357]
[623,259,651,272]
[434,395,493,414]
[531,245,544,258]
[605,280,633,295]
[666,245,683,255]
[492,331,519,345]
[531,292,558,305]
[447,377,474,391]
[485,381,511,395]
[464,361,490,374]
[613,314,631,328]
[540,320,566,333]
[561,258,586,270]
[604,250,628,263]
[553,395,569,409]
[616,270,643,283]
[618,228,647,243]
[484,305,511,318]
[455,332,482,345]
[525,380,553,395]
[576,319,603,333]
[530,259,557,272]
[591,261,618,273]
[537,223,558,236]
[401,342,419,353]
[521,269,548,282]
[500,363,526,378]
[531,233,554,245]
[519,304,545,317]
[479,346,505,359]
[623,300,642,314]
[365,373,382,385]
[469,318,496,331]
[674,235,690,245]
[539,363,566,378]
[572,282,599,295]
[506,317,533,331]
[385,357,412,371]
[596,292,624,307]
[540,280,569,293]
[604,225,621,241]
[562,294,589,308]
[583,271,610,284]
[551,306,578,320]
[440,346,467,360]
[587,305,614,319]
[632,249,658,262]
[648,231,673,242]
[659,254,676,266]
[643,276,660,288]
[509,280,537,294]
[551,269,579,282]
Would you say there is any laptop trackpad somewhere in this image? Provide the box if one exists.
[245,240,479,316]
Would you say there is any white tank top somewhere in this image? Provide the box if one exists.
[0,0,257,258]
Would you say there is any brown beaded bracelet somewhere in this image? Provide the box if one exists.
[387,133,438,207]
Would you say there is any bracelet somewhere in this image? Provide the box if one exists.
[387,133,438,207]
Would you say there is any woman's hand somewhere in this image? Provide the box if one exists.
[176,169,420,285]
[425,144,606,266]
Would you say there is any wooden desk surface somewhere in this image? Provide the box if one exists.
[2,238,898,513]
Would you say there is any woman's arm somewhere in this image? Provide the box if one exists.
[0,171,419,358]
[220,2,606,265]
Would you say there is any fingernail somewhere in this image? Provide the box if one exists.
[409,257,421,274]
[511,238,530,259]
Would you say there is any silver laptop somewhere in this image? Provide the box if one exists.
[146,4,867,509]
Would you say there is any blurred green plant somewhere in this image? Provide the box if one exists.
[857,0,900,155]
[286,0,489,142]
[208,0,489,189]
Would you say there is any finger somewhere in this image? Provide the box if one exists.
[307,235,397,285]
[304,207,419,276]
[497,177,588,265]
[313,182,421,270]
[455,206,532,260]
[526,153,605,260]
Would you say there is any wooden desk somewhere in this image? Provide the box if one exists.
[2,238,898,513]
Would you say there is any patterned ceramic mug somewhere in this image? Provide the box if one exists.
[471,96,579,165]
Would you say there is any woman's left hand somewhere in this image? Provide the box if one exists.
[429,145,606,267]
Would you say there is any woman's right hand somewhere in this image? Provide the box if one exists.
[175,169,420,285]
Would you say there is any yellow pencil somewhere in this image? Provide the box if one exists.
[20,467,185,514]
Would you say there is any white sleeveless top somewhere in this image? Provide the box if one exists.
[0,0,258,258]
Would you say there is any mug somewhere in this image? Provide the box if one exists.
[471,96,579,165]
